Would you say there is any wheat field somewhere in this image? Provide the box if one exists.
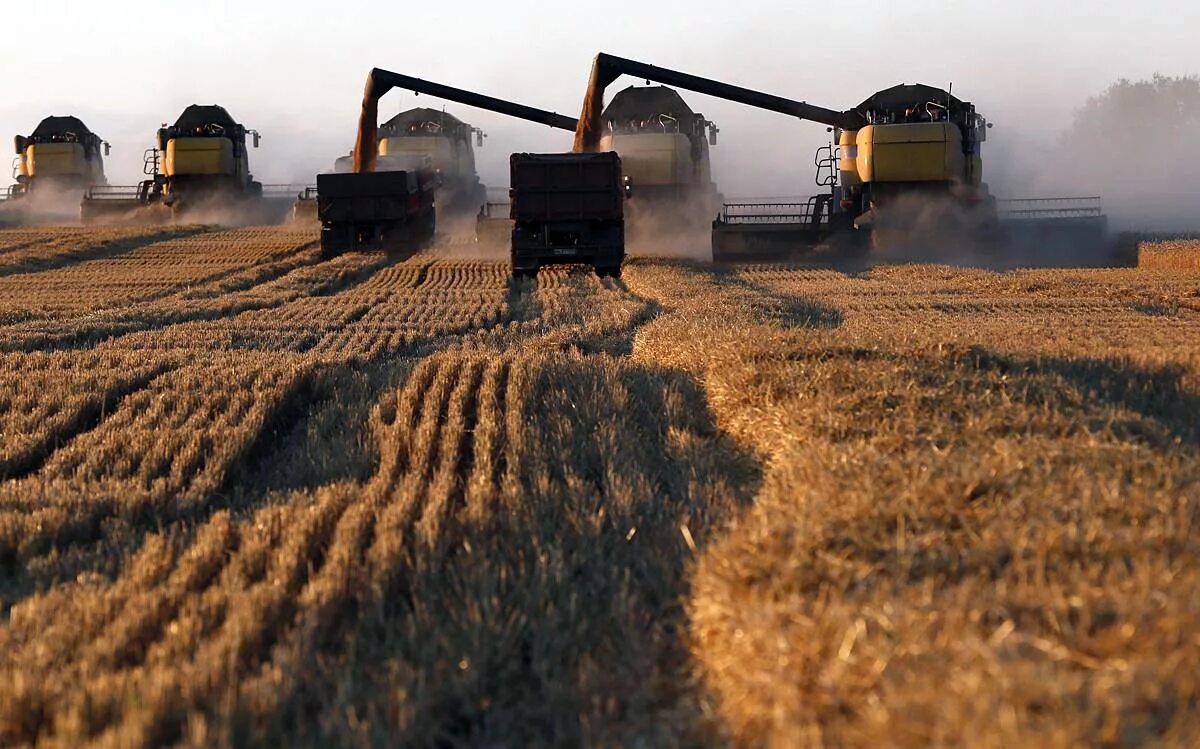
[0,225,1197,747]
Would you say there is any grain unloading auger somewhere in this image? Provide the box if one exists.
[81,105,293,225]
[576,53,1108,261]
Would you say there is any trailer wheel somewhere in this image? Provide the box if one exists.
[513,265,538,280]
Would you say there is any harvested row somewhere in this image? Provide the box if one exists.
[0,226,321,327]
[0,352,176,481]
[0,347,756,746]
[43,251,388,355]
[0,354,321,576]
[0,226,199,277]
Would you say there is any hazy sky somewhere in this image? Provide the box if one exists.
[3,1,1196,194]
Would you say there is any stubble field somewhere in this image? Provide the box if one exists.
[0,224,1198,747]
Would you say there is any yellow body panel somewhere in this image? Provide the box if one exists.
[600,132,694,186]
[24,143,88,178]
[165,137,236,177]
[837,129,861,187]
[855,123,964,184]
[379,137,465,177]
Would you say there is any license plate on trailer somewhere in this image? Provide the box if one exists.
[553,248,577,256]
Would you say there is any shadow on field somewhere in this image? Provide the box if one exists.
[250,355,762,746]
[220,362,405,500]
[715,271,844,329]
[964,347,1200,447]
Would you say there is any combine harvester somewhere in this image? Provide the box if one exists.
[476,84,721,246]
[592,85,721,242]
[3,116,111,221]
[294,108,489,224]
[81,105,296,225]
[574,53,1108,262]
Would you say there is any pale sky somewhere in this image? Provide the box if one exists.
[3,0,1196,195]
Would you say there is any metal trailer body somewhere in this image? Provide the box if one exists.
[509,152,625,278]
[317,170,436,257]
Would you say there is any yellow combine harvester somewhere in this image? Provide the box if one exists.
[81,105,293,224]
[597,85,720,232]
[378,108,486,213]
[2,116,110,217]
[294,107,489,223]
[575,53,1107,261]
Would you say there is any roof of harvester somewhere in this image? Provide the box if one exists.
[30,116,95,139]
[174,105,240,131]
[856,84,966,113]
[380,107,470,135]
[602,85,698,121]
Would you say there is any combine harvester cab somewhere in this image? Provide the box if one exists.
[82,105,290,224]
[5,116,110,221]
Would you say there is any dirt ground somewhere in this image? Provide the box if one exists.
[0,225,1197,747]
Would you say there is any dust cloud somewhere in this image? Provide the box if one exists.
[623,196,716,260]
[860,193,1117,270]
[1012,75,1200,233]
[0,185,89,224]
